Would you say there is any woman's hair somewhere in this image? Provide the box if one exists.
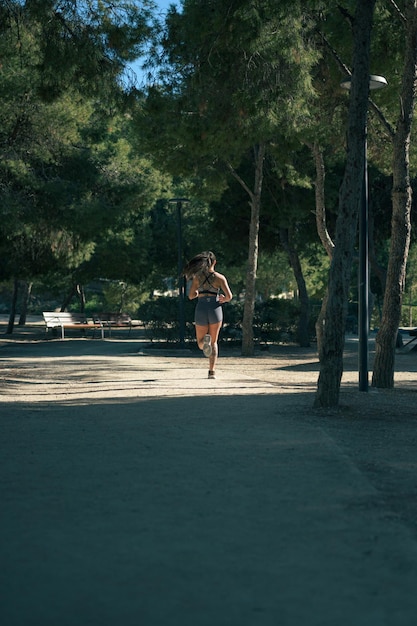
[183,251,216,280]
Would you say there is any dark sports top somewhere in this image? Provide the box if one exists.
[198,272,219,296]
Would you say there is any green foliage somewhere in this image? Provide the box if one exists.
[258,252,296,299]
[136,294,302,344]
[138,0,319,183]
[100,282,148,314]
[0,3,169,295]
[254,298,301,342]
[403,243,417,326]
[23,0,154,100]
[1,0,414,343]
[400,305,417,328]
[137,296,196,342]
[300,243,331,300]
[222,298,302,344]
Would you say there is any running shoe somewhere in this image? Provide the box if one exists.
[203,334,212,357]
[208,371,216,379]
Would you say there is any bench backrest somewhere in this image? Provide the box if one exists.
[43,312,89,325]
[93,312,132,325]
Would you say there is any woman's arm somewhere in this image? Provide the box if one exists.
[188,276,199,300]
[217,274,233,303]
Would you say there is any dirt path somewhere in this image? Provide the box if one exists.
[1,330,417,625]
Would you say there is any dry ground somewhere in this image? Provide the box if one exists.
[1,318,417,625]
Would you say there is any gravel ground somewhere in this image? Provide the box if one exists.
[1,321,417,626]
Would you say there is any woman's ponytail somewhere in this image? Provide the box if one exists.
[183,251,216,280]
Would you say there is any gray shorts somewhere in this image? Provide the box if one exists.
[195,296,223,326]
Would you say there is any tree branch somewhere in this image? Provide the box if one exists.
[386,0,406,23]
[318,31,395,138]
[309,142,335,259]
[226,162,254,202]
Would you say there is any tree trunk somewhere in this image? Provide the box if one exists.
[6,279,19,335]
[310,143,334,355]
[61,284,76,312]
[368,208,386,296]
[312,143,335,259]
[315,289,328,351]
[314,0,376,408]
[228,143,266,356]
[76,284,86,313]
[372,2,417,388]
[18,281,33,326]
[279,228,310,347]
[241,144,265,356]
[61,283,85,312]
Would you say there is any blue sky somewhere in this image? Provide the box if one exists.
[128,0,180,83]
[155,0,179,12]
[152,0,180,22]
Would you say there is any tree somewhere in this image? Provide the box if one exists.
[309,0,417,397]
[138,0,318,354]
[0,1,161,327]
[314,0,376,407]
[372,0,417,388]
[23,0,154,98]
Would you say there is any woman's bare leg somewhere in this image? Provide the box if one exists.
[195,324,209,350]
[195,322,222,373]
[208,321,222,373]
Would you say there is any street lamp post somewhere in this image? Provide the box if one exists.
[169,198,189,349]
[340,75,387,391]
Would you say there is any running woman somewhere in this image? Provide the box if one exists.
[183,251,233,379]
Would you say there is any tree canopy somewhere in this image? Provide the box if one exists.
[2,0,417,407]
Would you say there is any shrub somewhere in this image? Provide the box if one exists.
[137,296,302,345]
[137,296,195,343]
[253,298,300,343]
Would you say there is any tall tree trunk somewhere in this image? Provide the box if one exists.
[310,143,334,352]
[61,284,77,312]
[18,281,33,326]
[242,144,265,356]
[279,228,310,347]
[76,284,86,313]
[368,208,387,296]
[228,143,266,356]
[62,283,86,313]
[314,0,376,408]
[372,1,417,388]
[316,290,328,352]
[312,143,335,259]
[6,279,19,335]
[61,282,85,312]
